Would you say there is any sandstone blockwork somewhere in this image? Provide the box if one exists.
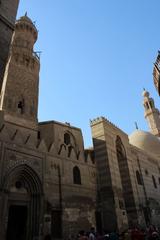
[1,1,160,240]
[0,0,19,88]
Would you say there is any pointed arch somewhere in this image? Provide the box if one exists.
[64,132,71,145]
[73,166,81,185]
[58,143,66,155]
[2,164,43,239]
[2,164,43,194]
[116,135,126,159]
[63,131,80,159]
[64,131,76,146]
[116,135,137,224]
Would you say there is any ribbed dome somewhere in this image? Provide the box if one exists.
[15,14,38,41]
[129,130,160,157]
[18,15,33,24]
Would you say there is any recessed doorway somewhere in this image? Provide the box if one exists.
[6,205,28,240]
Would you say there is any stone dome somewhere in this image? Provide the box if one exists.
[129,130,160,157]
[18,14,33,24]
[15,13,38,41]
[16,13,37,30]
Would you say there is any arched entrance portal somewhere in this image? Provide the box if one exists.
[2,164,43,240]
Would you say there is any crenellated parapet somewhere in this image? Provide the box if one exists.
[90,116,121,131]
[90,116,106,125]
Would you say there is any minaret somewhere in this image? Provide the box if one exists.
[142,89,160,137]
[0,14,40,129]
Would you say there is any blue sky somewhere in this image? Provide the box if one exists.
[17,0,160,147]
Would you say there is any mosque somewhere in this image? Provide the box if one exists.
[0,1,160,240]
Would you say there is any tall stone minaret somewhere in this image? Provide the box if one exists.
[142,89,160,137]
[0,14,40,129]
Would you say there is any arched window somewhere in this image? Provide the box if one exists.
[116,136,137,210]
[145,102,149,110]
[18,98,25,114]
[116,136,126,157]
[73,166,81,185]
[136,170,142,185]
[64,133,70,145]
[152,175,157,188]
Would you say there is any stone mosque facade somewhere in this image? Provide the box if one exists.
[1,1,160,240]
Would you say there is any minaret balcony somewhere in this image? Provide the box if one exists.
[33,51,40,60]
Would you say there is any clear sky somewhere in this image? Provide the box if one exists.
[17,0,160,147]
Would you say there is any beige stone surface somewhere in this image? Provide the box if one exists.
[1,2,160,239]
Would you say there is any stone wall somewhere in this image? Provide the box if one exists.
[0,0,19,87]
[39,121,97,238]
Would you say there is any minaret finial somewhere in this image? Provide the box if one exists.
[135,122,138,130]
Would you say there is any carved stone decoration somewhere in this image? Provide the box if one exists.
[4,149,43,179]
[2,163,43,240]
[9,154,16,161]
[58,131,81,160]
